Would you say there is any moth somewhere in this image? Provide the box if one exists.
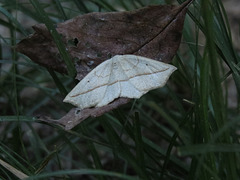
[64,55,177,109]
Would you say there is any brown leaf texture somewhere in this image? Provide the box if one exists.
[17,0,192,130]
[40,98,130,130]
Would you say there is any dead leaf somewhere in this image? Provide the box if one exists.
[17,0,192,130]
[37,98,130,130]
[16,0,192,79]
[54,98,129,130]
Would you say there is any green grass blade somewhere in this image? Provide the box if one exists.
[29,0,76,77]
[26,169,138,180]
[0,6,28,36]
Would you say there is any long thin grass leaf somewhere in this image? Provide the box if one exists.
[30,0,76,77]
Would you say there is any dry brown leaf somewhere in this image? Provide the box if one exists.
[16,0,192,79]
[17,0,192,130]
[40,98,130,130]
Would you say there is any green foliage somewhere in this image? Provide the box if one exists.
[0,0,240,179]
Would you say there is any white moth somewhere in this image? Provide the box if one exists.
[63,55,177,110]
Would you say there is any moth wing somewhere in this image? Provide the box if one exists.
[63,59,112,109]
[118,55,177,98]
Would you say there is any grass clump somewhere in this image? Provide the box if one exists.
[0,0,239,179]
